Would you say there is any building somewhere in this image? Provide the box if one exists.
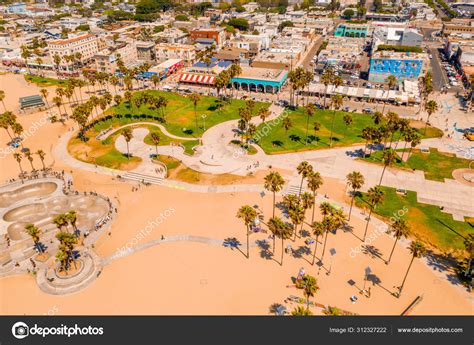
[147,59,184,79]
[155,43,196,66]
[333,23,369,38]
[189,28,226,47]
[178,59,232,86]
[369,51,426,83]
[442,19,474,36]
[371,27,424,51]
[136,41,156,63]
[231,66,288,93]
[48,34,99,73]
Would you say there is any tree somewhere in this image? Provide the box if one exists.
[399,241,426,297]
[387,218,410,265]
[363,186,385,241]
[236,205,257,258]
[268,217,293,266]
[36,149,46,170]
[53,214,68,232]
[424,100,438,134]
[386,75,398,90]
[122,128,133,159]
[306,171,323,223]
[346,171,364,221]
[319,215,336,262]
[24,151,35,171]
[40,88,49,108]
[0,90,6,111]
[53,54,61,74]
[343,8,355,18]
[372,111,384,125]
[264,171,285,220]
[343,114,353,138]
[320,68,334,108]
[296,161,313,199]
[379,148,396,185]
[311,218,324,264]
[289,204,305,241]
[300,274,319,311]
[150,132,160,156]
[282,117,292,135]
[25,223,42,253]
[291,306,313,315]
[188,93,201,130]
[304,104,316,145]
[66,210,78,234]
[0,112,14,139]
[258,107,271,123]
[20,45,31,75]
[227,18,249,31]
[329,94,343,147]
[13,153,23,175]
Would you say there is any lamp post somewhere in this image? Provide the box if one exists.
[201,114,207,132]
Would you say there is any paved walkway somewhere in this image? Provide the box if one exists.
[101,121,197,141]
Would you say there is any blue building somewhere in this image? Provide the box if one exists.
[368,52,424,83]
[7,3,27,14]
[334,24,369,38]
[231,66,288,93]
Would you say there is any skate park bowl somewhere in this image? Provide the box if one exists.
[0,182,57,208]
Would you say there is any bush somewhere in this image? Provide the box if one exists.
[227,18,249,31]
[377,45,423,53]
[175,14,189,21]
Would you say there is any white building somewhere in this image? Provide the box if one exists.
[48,33,99,72]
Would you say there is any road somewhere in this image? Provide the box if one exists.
[429,47,449,91]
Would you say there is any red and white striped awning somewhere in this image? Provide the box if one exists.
[179,73,215,85]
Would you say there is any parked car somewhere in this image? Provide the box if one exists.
[363,108,373,114]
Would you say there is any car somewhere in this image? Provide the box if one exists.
[344,106,350,112]
[429,55,433,59]
[363,108,373,114]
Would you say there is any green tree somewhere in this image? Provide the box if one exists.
[399,241,426,297]
[268,217,293,266]
[122,128,133,159]
[236,205,257,258]
[346,171,364,221]
[387,218,410,264]
[363,186,385,241]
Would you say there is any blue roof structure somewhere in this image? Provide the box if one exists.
[193,58,232,69]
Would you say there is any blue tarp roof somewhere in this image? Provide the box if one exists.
[193,58,232,69]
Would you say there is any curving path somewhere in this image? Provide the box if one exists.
[100,121,198,141]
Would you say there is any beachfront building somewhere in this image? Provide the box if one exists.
[189,28,226,47]
[371,27,424,51]
[48,33,99,73]
[147,59,184,79]
[231,66,288,93]
[368,51,425,83]
[178,58,232,86]
[155,43,196,66]
[333,23,369,38]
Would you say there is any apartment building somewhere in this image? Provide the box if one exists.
[155,43,196,66]
[189,28,226,47]
[48,33,99,71]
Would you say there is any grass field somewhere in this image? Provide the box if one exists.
[25,75,67,87]
[356,186,473,255]
[143,125,198,155]
[109,91,268,138]
[255,107,443,154]
[361,148,470,181]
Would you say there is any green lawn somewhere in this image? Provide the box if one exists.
[25,75,67,87]
[255,107,442,154]
[108,91,268,138]
[143,125,198,155]
[356,186,473,254]
[361,148,470,181]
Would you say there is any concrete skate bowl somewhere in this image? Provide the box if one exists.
[0,182,57,208]
[452,169,474,187]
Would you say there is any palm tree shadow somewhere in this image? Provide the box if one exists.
[269,303,287,315]
[223,237,246,258]
[362,244,385,262]
[342,223,363,241]
[300,229,311,238]
[255,239,274,261]
[367,273,396,296]
[291,245,312,265]
[435,219,467,240]
[424,250,463,287]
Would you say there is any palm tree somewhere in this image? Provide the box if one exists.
[13,153,23,175]
[25,223,42,252]
[20,45,31,74]
[379,148,396,186]
[372,111,384,125]
[289,205,304,241]
[398,240,426,297]
[424,100,438,134]
[320,215,336,262]
[311,220,324,265]
[53,214,68,232]
[188,93,201,130]
[463,234,474,276]
[363,186,385,241]
[346,171,365,221]
[296,161,313,199]
[268,217,293,266]
[39,88,49,108]
[56,231,78,271]
[236,205,257,258]
[407,132,421,158]
[65,210,78,234]
[320,68,334,108]
[291,306,313,316]
[36,149,46,170]
[329,94,343,147]
[56,247,69,274]
[53,54,61,74]
[300,192,314,230]
[0,90,6,111]
[304,103,316,145]
[264,171,285,219]
[257,107,271,123]
[342,114,353,138]
[387,218,410,265]
[306,171,323,223]
[228,63,242,99]
[150,132,160,156]
[386,75,397,90]
[300,274,319,311]
[52,96,63,117]
[122,128,133,159]
[0,113,13,139]
[35,57,43,76]
[282,117,292,135]
[24,151,35,171]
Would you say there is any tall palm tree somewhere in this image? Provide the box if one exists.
[36,149,46,170]
[24,151,35,171]
[236,205,257,258]
[386,75,397,90]
[320,215,336,262]
[399,240,426,297]
[379,148,396,186]
[424,100,438,134]
[320,68,334,108]
[306,171,323,223]
[363,186,385,241]
[53,214,68,232]
[289,205,305,241]
[188,93,201,130]
[311,220,324,265]
[291,306,313,315]
[264,171,285,219]
[0,90,6,111]
[25,223,42,252]
[372,111,384,125]
[300,274,319,311]
[300,192,314,231]
[282,117,292,135]
[346,171,365,221]
[296,161,313,199]
[150,132,160,156]
[268,217,293,266]
[122,128,133,159]
[257,107,271,123]
[0,113,13,139]
[329,94,343,147]
[304,103,316,145]
[20,45,31,75]
[387,218,410,265]
[65,210,78,235]
[39,88,49,108]
[13,153,23,175]
[342,114,353,138]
